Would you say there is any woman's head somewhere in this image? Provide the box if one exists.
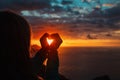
[0,10,34,79]
[0,10,31,54]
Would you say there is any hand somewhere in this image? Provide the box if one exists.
[40,33,49,49]
[40,33,63,50]
[50,33,63,50]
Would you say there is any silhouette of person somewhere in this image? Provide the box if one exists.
[32,33,62,80]
[0,10,62,80]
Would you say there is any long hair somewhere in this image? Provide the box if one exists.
[0,10,38,80]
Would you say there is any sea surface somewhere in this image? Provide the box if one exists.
[58,47,120,80]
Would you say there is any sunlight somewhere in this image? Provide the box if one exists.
[61,39,120,47]
[47,38,54,45]
[31,39,120,47]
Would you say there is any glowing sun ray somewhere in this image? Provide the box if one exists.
[47,38,53,45]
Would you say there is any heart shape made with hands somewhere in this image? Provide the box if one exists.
[40,33,63,49]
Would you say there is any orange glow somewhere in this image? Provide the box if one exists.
[31,39,120,47]
[103,4,116,7]
[61,39,120,47]
[47,38,54,45]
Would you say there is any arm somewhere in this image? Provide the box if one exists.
[45,33,63,80]
[31,33,49,77]
[46,50,60,80]
[31,48,47,77]
[31,33,63,80]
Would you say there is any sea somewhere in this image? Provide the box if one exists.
[58,47,120,80]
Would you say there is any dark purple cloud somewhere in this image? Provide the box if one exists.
[24,16,120,39]
[1,0,120,40]
[86,34,97,39]
[0,0,51,11]
[104,3,120,17]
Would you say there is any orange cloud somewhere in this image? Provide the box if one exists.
[103,4,116,7]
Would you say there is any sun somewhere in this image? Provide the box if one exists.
[47,38,54,45]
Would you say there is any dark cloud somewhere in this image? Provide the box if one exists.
[62,0,73,5]
[104,3,120,17]
[0,0,51,11]
[26,16,120,39]
[86,34,97,39]
[105,33,112,37]
[1,0,120,40]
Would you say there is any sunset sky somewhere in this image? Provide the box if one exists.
[0,0,120,47]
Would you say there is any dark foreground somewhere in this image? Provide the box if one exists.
[59,47,120,80]
[31,45,120,80]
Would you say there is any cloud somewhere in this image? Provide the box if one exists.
[1,0,120,40]
[86,34,97,39]
[0,0,51,11]
[102,4,116,7]
[26,16,120,40]
[105,3,120,17]
[105,33,112,37]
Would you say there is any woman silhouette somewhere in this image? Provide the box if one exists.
[0,10,62,80]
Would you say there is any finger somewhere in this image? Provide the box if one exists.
[51,33,63,49]
[40,33,49,41]
[40,33,49,48]
[51,33,63,44]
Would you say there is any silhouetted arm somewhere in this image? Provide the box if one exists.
[31,33,62,80]
[45,50,59,80]
[31,48,47,77]
[31,33,49,77]
[45,33,62,80]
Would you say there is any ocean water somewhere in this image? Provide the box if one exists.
[58,47,120,80]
